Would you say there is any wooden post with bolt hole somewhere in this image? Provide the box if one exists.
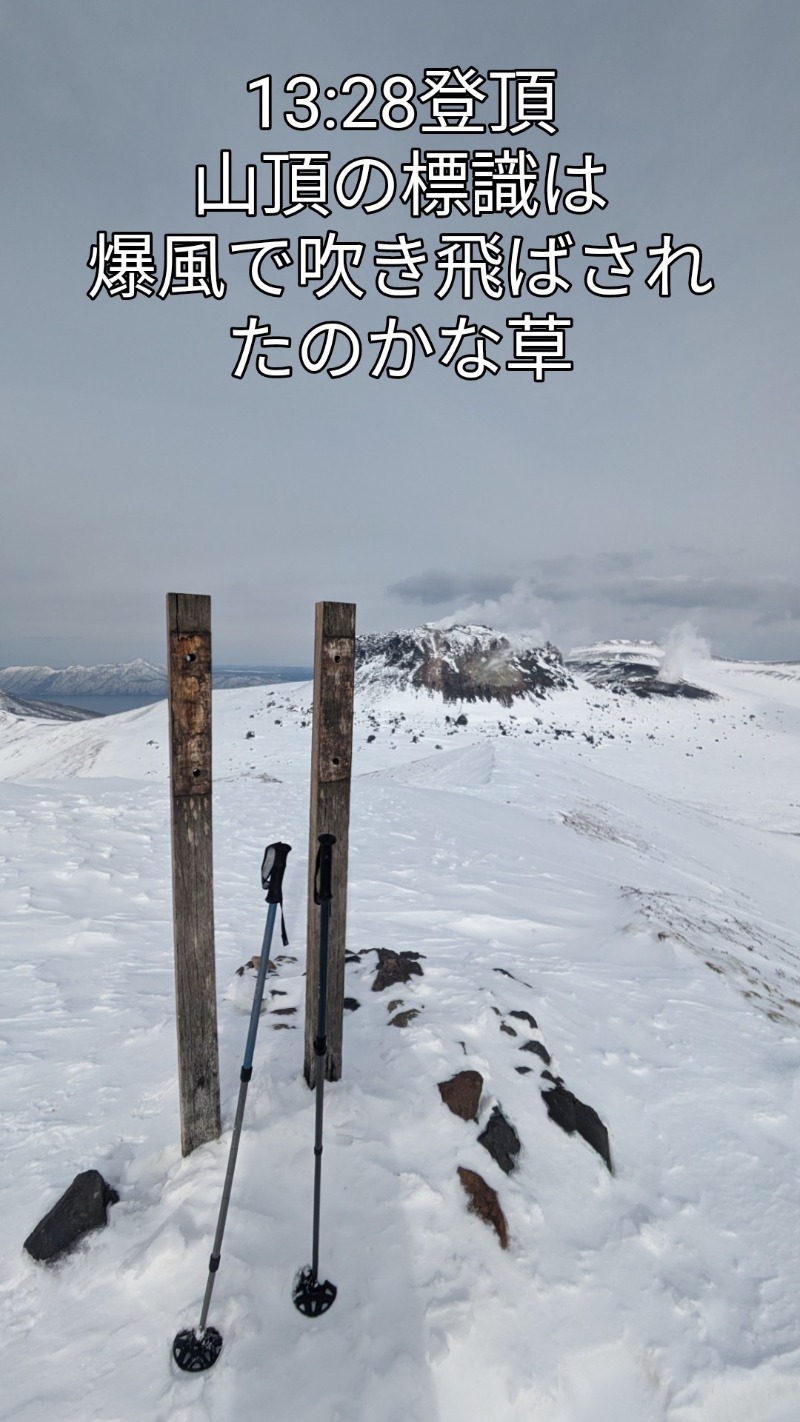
[166,592,221,1154]
[304,602,356,1086]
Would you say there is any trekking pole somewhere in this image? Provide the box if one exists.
[172,841,291,1373]
[292,832,337,1317]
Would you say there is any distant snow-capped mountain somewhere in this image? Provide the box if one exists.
[356,624,572,705]
[0,659,167,698]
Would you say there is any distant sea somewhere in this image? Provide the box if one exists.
[31,667,312,718]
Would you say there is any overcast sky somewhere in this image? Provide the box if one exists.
[2,1,798,667]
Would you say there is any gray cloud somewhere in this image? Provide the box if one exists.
[382,556,800,657]
[613,578,800,617]
[389,571,516,605]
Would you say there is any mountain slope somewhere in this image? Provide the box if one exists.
[1,636,800,1420]
[356,624,572,704]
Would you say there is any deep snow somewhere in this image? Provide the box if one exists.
[2,643,800,1421]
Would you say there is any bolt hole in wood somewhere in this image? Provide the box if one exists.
[193,768,201,777]
[334,654,341,662]
[185,653,196,662]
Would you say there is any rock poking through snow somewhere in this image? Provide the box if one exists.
[372,948,425,992]
[541,1084,613,1173]
[24,1170,119,1263]
[478,1105,522,1175]
[457,1167,509,1249]
[438,1070,484,1122]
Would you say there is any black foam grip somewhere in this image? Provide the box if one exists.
[262,841,291,901]
[314,833,336,904]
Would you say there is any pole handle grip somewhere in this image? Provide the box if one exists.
[261,841,291,902]
[314,833,336,904]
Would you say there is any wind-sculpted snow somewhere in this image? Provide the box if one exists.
[2,646,800,1419]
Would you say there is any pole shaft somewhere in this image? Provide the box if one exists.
[309,896,331,1279]
[195,902,277,1332]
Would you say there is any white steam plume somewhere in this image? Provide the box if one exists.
[659,622,711,683]
[429,580,550,643]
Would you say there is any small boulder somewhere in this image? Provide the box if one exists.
[389,1008,422,1028]
[478,1106,522,1175]
[372,949,425,993]
[236,956,276,977]
[343,997,360,1011]
[519,1040,551,1065]
[438,1070,483,1122]
[24,1170,119,1263]
[541,1083,613,1173]
[509,1009,538,1029]
[457,1167,508,1249]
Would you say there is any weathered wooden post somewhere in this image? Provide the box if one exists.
[304,602,356,1086]
[166,592,221,1154]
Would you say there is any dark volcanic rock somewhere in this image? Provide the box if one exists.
[457,1167,508,1248]
[478,1106,522,1175]
[343,997,360,1011]
[389,1008,422,1028]
[520,1040,552,1065]
[356,625,572,707]
[509,1009,538,1029]
[567,650,715,701]
[372,949,425,992]
[438,1070,484,1122]
[24,1170,119,1262]
[493,967,533,988]
[541,1084,613,1172]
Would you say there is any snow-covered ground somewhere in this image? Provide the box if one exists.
[2,645,800,1421]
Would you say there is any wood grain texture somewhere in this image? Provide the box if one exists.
[305,602,356,1085]
[166,593,220,1155]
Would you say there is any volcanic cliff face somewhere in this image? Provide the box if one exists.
[356,625,572,706]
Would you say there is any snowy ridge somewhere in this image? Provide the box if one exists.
[2,637,800,1419]
[0,660,312,699]
[0,691,99,722]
